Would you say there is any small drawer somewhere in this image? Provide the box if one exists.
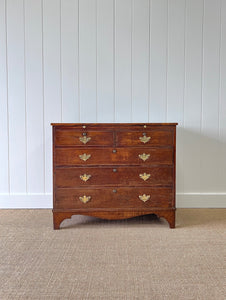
[55,166,173,188]
[116,130,173,147]
[55,147,174,166]
[54,129,114,146]
[55,187,173,209]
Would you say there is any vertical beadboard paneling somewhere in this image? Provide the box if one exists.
[7,0,27,193]
[24,0,44,193]
[96,0,114,122]
[115,0,132,122]
[201,0,221,192]
[149,0,168,122]
[183,0,203,193]
[79,0,97,122]
[131,0,149,122]
[0,0,9,193]
[1,0,226,208]
[43,0,61,193]
[167,0,185,194]
[61,0,79,122]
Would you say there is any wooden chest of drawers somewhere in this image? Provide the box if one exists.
[51,123,177,229]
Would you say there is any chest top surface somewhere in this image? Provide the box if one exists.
[51,123,178,127]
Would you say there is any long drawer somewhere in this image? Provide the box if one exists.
[55,187,173,209]
[116,130,173,146]
[55,147,173,166]
[55,166,173,187]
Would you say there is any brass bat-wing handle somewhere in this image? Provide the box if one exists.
[80,174,92,182]
[139,194,150,202]
[79,195,91,203]
[139,173,151,181]
[138,153,150,161]
[79,153,91,161]
[139,132,151,144]
[79,136,91,144]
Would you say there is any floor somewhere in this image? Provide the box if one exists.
[0,209,225,299]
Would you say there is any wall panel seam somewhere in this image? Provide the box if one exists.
[148,0,151,122]
[147,0,151,123]
[182,0,187,128]
[41,0,45,193]
[113,0,116,122]
[96,0,98,122]
[5,0,10,193]
[218,0,222,137]
[78,0,80,122]
[131,0,133,122]
[165,0,169,122]
[60,0,62,122]
[200,0,205,133]
[23,0,28,193]
[182,0,187,198]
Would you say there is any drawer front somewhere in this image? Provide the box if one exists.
[55,147,174,166]
[116,130,173,146]
[55,166,173,187]
[55,129,113,146]
[55,187,173,209]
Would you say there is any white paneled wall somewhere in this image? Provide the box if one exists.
[0,0,226,208]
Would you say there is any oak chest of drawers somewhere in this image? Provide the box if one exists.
[51,123,177,229]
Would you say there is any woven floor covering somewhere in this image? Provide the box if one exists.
[0,209,225,300]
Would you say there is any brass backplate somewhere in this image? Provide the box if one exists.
[80,174,92,182]
[139,173,151,181]
[79,136,91,144]
[138,153,150,161]
[79,195,91,203]
[139,194,150,202]
[79,153,91,161]
[139,136,151,144]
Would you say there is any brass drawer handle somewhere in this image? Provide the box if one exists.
[139,135,151,144]
[80,174,91,182]
[79,195,91,203]
[112,149,117,153]
[139,153,150,161]
[139,173,151,181]
[113,168,117,172]
[79,136,91,144]
[139,194,150,202]
[113,189,117,193]
[79,153,91,161]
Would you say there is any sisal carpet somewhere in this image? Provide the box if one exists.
[0,209,225,300]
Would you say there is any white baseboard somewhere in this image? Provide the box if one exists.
[176,193,226,208]
[0,193,52,208]
[0,193,226,209]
